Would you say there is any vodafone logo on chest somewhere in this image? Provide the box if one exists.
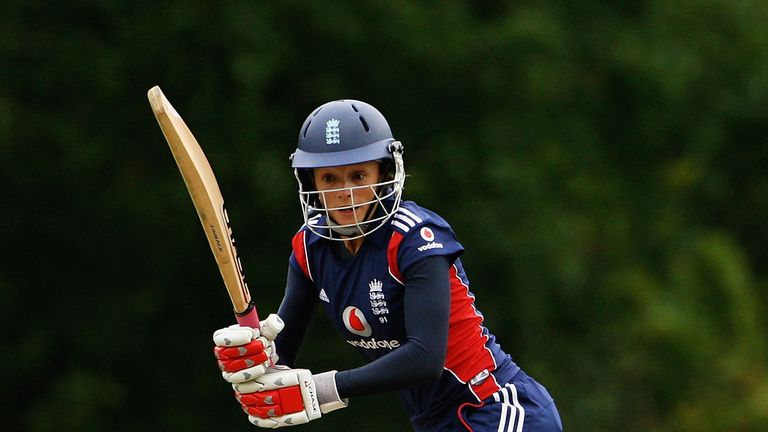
[420,227,435,241]
[342,306,372,337]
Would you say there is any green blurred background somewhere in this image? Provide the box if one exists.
[2,1,767,431]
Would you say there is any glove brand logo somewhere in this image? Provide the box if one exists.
[325,119,340,145]
[303,379,320,414]
[342,306,372,337]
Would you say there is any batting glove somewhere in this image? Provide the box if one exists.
[213,313,285,383]
[233,365,348,428]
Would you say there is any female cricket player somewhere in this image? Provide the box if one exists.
[212,100,563,431]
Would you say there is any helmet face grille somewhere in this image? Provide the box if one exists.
[294,147,405,241]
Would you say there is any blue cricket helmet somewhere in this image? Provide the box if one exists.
[291,99,396,168]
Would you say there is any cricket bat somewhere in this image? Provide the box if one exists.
[147,85,260,328]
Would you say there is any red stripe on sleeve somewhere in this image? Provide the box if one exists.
[291,230,312,281]
[444,265,500,401]
[387,231,405,284]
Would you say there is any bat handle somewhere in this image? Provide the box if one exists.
[235,302,261,328]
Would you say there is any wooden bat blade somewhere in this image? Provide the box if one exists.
[148,86,259,326]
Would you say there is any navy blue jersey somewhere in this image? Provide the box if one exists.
[284,201,521,427]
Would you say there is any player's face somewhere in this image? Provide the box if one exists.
[313,161,382,226]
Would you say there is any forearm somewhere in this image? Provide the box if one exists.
[274,264,317,367]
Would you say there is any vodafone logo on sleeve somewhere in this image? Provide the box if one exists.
[342,306,372,337]
[417,226,444,252]
[419,227,435,241]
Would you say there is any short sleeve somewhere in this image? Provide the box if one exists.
[390,204,465,279]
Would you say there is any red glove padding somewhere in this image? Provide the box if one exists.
[214,339,269,373]
[212,315,284,384]
[236,386,305,418]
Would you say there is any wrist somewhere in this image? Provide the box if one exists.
[312,370,348,413]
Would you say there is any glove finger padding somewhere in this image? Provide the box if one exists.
[248,411,311,428]
[215,339,266,360]
[213,314,283,347]
[213,325,260,347]
[237,386,305,417]
[212,329,270,382]
[259,314,285,341]
[213,314,284,383]
[216,339,270,373]
[222,362,270,383]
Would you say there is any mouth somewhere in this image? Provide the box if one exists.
[332,205,366,221]
[334,208,358,219]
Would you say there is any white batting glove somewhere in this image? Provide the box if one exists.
[234,366,348,428]
[213,314,285,383]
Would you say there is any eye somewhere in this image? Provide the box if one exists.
[320,173,334,183]
[353,171,366,181]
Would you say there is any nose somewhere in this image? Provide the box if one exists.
[335,185,352,201]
